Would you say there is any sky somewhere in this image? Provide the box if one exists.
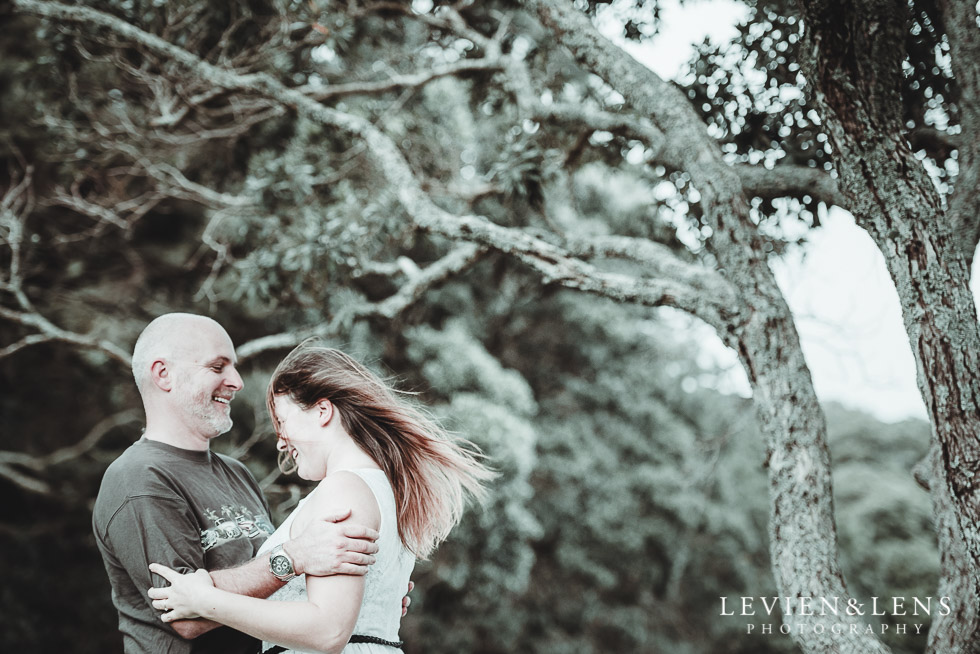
[595,0,980,424]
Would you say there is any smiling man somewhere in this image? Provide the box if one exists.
[93,313,381,654]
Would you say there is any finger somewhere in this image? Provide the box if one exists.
[339,538,380,554]
[148,563,178,583]
[342,553,376,567]
[151,599,168,611]
[341,525,380,542]
[334,563,370,576]
[321,508,353,523]
[407,581,415,593]
[147,587,165,600]
[343,525,380,552]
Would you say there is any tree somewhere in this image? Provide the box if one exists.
[2,0,977,652]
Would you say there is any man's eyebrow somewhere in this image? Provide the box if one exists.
[206,356,236,366]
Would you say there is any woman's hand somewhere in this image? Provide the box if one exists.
[147,563,216,622]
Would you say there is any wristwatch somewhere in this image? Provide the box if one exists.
[269,544,296,582]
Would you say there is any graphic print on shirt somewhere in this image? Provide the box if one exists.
[201,504,275,551]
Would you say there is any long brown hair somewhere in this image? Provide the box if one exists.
[267,343,493,558]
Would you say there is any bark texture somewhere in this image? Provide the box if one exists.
[797,0,980,650]
[936,0,980,266]
[925,444,980,654]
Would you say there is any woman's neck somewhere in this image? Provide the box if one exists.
[325,438,380,474]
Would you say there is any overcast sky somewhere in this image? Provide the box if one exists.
[595,0,980,424]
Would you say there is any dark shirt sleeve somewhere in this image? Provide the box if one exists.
[103,494,205,611]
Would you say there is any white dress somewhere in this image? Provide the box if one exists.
[257,469,416,654]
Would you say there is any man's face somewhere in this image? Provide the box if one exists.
[167,324,243,439]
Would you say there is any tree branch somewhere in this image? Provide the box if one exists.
[387,2,504,56]
[0,163,35,309]
[298,58,504,100]
[0,409,143,471]
[562,234,731,298]
[0,462,53,495]
[530,101,668,158]
[237,243,489,359]
[12,0,741,334]
[368,243,487,320]
[48,187,132,231]
[114,144,255,208]
[0,409,142,498]
[734,163,845,208]
[512,51,838,209]
[500,50,671,161]
[0,305,133,366]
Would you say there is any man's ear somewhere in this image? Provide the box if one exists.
[150,359,174,392]
[316,399,334,426]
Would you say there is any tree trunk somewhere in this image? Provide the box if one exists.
[924,443,980,654]
[526,1,891,651]
[935,0,980,266]
[798,0,980,650]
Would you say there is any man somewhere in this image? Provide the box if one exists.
[94,313,381,653]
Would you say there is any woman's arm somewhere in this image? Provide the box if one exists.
[164,507,379,641]
[207,507,379,595]
[150,569,365,653]
[149,472,381,653]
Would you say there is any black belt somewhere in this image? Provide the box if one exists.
[263,634,404,653]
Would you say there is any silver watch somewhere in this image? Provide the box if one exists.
[269,544,296,582]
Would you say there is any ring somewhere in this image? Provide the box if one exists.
[164,599,169,611]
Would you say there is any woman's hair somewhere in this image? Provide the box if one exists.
[267,342,493,559]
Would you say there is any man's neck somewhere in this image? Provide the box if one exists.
[143,424,212,452]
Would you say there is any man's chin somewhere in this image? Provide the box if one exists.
[211,418,234,436]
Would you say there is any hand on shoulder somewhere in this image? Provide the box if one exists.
[285,471,382,577]
[304,470,382,534]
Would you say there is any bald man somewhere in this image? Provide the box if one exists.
[93,314,380,654]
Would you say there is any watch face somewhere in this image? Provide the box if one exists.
[271,554,292,577]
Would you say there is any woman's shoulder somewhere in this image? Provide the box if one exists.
[298,470,383,531]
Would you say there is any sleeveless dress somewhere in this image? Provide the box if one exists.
[256,469,416,654]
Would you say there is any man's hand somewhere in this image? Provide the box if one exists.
[284,508,379,576]
[401,581,414,617]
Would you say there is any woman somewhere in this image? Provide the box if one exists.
[147,343,492,653]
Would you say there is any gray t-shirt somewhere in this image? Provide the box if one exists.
[93,438,276,654]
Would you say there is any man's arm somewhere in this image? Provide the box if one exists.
[162,509,379,638]
[207,508,380,598]
[103,495,223,639]
[169,617,221,639]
